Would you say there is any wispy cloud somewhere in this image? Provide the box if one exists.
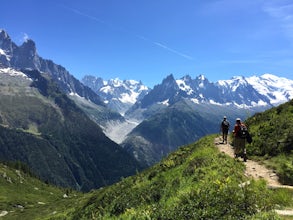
[61,5,193,60]
[263,2,293,39]
[17,32,29,44]
[22,33,29,42]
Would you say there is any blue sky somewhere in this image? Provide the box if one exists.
[1,0,293,87]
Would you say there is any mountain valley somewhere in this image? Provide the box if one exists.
[1,28,293,188]
[0,67,141,191]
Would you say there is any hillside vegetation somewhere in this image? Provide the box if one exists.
[0,161,84,219]
[245,99,293,185]
[1,135,292,219]
[68,135,289,219]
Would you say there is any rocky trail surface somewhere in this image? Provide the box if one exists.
[215,136,293,217]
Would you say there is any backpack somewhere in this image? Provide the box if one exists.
[246,133,253,144]
[222,120,229,129]
[237,124,248,139]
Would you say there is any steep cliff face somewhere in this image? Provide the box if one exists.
[0,29,104,106]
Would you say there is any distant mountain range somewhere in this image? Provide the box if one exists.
[125,73,293,120]
[83,73,293,116]
[1,28,293,169]
[82,75,150,115]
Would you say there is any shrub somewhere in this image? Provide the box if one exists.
[151,180,276,220]
[279,162,293,185]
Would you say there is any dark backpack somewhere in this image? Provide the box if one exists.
[246,133,253,143]
[222,120,229,129]
[237,124,248,139]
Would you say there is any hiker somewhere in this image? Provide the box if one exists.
[220,116,230,144]
[233,118,248,162]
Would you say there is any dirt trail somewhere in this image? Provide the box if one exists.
[214,137,293,189]
[215,137,293,216]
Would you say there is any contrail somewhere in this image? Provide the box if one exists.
[61,5,194,60]
[62,6,106,25]
[154,42,193,60]
[135,34,193,60]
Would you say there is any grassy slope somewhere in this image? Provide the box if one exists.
[0,135,292,219]
[0,162,86,220]
[68,135,288,219]
[245,99,293,185]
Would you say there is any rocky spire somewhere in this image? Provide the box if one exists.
[11,38,41,70]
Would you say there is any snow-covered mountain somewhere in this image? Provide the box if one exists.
[82,72,293,122]
[82,75,150,115]
[134,74,293,109]
[179,74,293,107]
[245,74,293,105]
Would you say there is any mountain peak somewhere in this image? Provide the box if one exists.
[20,39,37,54]
[181,74,192,82]
[161,74,177,88]
[0,29,9,40]
[109,78,123,87]
[162,74,175,82]
[197,74,206,81]
[0,29,13,51]
[0,30,105,106]
[231,75,246,81]
[261,73,284,81]
[0,30,15,66]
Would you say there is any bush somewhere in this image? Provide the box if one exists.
[151,179,276,220]
[279,162,293,185]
